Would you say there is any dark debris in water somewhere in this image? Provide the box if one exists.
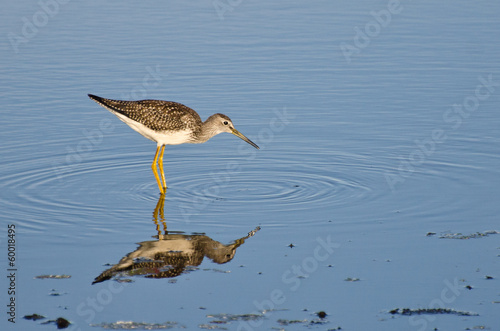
[209,320,227,324]
[34,274,71,279]
[198,325,227,330]
[41,317,71,329]
[277,317,330,327]
[317,311,327,319]
[206,313,264,322]
[389,308,479,316]
[49,289,66,296]
[201,310,334,329]
[277,318,307,326]
[24,313,45,320]
[309,319,329,326]
[439,230,498,239]
[464,326,489,330]
[56,317,71,329]
[202,268,231,273]
[90,321,182,329]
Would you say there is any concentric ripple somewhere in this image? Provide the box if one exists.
[0,143,150,232]
[0,141,391,230]
[124,148,395,219]
[169,166,373,213]
[4,134,496,232]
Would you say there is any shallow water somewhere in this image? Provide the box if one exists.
[2,1,500,330]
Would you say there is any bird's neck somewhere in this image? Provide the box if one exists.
[195,116,220,143]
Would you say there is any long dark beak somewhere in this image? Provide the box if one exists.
[231,128,260,149]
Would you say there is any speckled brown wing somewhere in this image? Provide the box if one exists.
[88,94,203,132]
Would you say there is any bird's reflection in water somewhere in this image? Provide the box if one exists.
[93,195,260,284]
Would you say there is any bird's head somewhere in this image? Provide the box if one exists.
[208,113,260,149]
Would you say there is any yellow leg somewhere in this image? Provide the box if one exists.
[151,146,164,194]
[153,194,166,238]
[159,194,166,233]
[158,145,167,191]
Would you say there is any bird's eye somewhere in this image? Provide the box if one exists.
[223,121,228,125]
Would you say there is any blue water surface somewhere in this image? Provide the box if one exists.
[1,1,499,330]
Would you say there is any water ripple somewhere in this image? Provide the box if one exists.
[2,138,496,231]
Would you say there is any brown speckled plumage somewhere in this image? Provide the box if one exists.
[92,234,248,284]
[88,94,203,133]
